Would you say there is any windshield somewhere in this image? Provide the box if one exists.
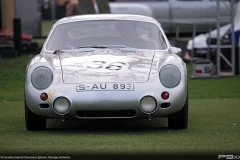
[45,20,168,51]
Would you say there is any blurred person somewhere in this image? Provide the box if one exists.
[139,33,151,42]
[66,0,81,16]
[56,0,69,19]
[78,0,110,14]
[116,21,151,43]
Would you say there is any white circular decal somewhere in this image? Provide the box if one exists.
[83,61,129,72]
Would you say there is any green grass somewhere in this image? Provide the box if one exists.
[0,56,240,159]
[32,20,54,44]
[42,20,54,37]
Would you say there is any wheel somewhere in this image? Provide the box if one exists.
[25,100,46,131]
[168,95,188,129]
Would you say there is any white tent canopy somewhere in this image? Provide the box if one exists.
[187,2,240,50]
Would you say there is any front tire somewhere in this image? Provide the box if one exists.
[25,100,46,131]
[168,96,188,129]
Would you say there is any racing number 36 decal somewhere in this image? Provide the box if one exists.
[84,61,129,71]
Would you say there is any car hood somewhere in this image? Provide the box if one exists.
[59,48,155,83]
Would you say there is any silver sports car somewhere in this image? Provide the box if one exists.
[25,14,188,131]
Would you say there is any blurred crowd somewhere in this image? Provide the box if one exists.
[42,0,109,18]
[65,0,81,16]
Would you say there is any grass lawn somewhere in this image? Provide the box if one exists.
[32,20,54,45]
[0,56,240,160]
[42,20,55,37]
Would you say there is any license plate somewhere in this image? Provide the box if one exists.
[77,83,134,91]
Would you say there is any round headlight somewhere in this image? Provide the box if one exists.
[159,65,181,88]
[31,67,53,90]
[140,96,157,114]
[53,97,71,115]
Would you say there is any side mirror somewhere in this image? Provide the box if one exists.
[170,47,182,56]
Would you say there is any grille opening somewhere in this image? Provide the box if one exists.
[39,104,50,108]
[161,103,171,108]
[76,110,136,118]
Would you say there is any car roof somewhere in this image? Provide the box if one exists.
[53,14,161,27]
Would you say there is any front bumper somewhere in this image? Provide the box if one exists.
[25,80,187,119]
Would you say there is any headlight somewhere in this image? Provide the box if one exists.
[31,67,53,90]
[53,97,71,115]
[159,65,181,88]
[140,96,157,114]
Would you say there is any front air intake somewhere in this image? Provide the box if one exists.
[76,110,136,118]
[161,103,171,108]
[39,104,50,108]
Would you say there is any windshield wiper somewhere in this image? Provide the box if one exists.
[78,45,109,49]
[78,45,130,49]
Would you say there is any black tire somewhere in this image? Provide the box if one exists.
[168,95,188,129]
[25,100,46,131]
